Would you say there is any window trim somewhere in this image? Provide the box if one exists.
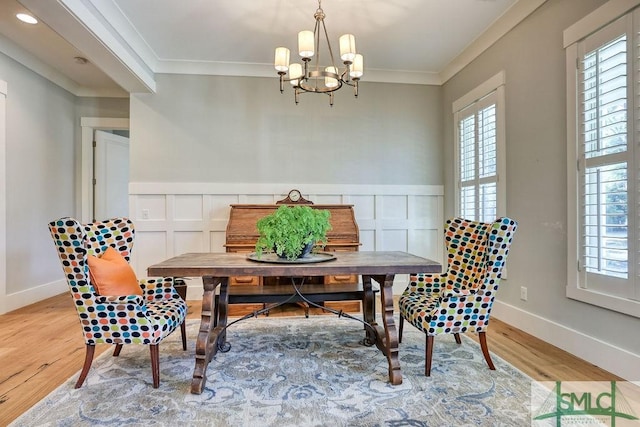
[453,71,507,219]
[566,8,640,318]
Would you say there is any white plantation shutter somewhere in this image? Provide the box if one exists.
[455,91,501,222]
[459,115,476,219]
[566,4,640,316]
[478,104,497,223]
[574,14,636,300]
[582,163,628,278]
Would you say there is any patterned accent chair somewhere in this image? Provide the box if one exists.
[398,217,517,376]
[48,217,188,388]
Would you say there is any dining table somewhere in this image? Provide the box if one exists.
[147,250,441,394]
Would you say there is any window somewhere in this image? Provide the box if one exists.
[453,73,506,222]
[581,29,629,284]
[566,7,640,317]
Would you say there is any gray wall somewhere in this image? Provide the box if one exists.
[443,0,640,357]
[1,52,75,294]
[0,52,129,296]
[130,74,442,185]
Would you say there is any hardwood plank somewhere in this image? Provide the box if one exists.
[467,318,621,381]
[0,295,105,425]
[0,292,620,426]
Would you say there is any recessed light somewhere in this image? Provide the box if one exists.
[16,13,38,25]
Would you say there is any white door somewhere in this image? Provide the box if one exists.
[94,130,129,221]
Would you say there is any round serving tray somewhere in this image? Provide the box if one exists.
[247,252,336,264]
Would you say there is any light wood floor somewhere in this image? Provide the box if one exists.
[0,293,621,426]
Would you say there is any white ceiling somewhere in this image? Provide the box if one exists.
[0,0,545,97]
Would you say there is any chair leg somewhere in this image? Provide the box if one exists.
[398,316,404,343]
[478,331,496,370]
[303,302,309,318]
[425,335,434,377]
[75,344,96,388]
[150,344,160,388]
[113,344,123,356]
[180,320,187,351]
[454,333,461,344]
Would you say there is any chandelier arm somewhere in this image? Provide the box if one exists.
[303,58,310,84]
[340,68,350,84]
[313,19,321,91]
[342,79,357,88]
[320,19,339,75]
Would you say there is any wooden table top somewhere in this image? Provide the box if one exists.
[147,251,441,278]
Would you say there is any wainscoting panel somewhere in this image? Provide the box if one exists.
[138,194,167,220]
[174,195,203,220]
[133,231,168,277]
[129,183,444,294]
[174,231,205,255]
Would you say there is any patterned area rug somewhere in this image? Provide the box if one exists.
[11,316,533,426]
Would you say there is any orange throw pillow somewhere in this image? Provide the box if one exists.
[87,247,143,296]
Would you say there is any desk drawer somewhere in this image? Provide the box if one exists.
[230,275,260,286]
[325,274,358,284]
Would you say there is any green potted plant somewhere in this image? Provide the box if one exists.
[255,205,332,260]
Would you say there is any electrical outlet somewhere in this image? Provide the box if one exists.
[520,286,528,301]
[142,209,149,219]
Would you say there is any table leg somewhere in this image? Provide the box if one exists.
[361,276,376,343]
[369,274,402,385]
[191,276,226,394]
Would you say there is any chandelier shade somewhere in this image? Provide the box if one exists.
[289,63,303,86]
[274,47,290,72]
[274,0,364,106]
[339,34,356,62]
[350,54,364,78]
[298,31,315,58]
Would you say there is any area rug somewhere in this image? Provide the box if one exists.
[11,316,534,426]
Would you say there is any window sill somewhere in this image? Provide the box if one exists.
[566,286,640,318]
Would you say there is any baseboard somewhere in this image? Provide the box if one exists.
[3,279,67,314]
[492,300,640,381]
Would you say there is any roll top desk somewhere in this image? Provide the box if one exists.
[224,203,362,315]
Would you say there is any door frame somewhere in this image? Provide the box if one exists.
[0,80,7,314]
[80,117,130,223]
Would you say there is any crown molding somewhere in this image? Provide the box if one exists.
[439,0,547,84]
[20,0,155,94]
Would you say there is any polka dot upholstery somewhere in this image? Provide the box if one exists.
[48,217,187,346]
[398,217,517,375]
[400,217,517,336]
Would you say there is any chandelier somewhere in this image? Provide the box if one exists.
[274,0,364,106]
